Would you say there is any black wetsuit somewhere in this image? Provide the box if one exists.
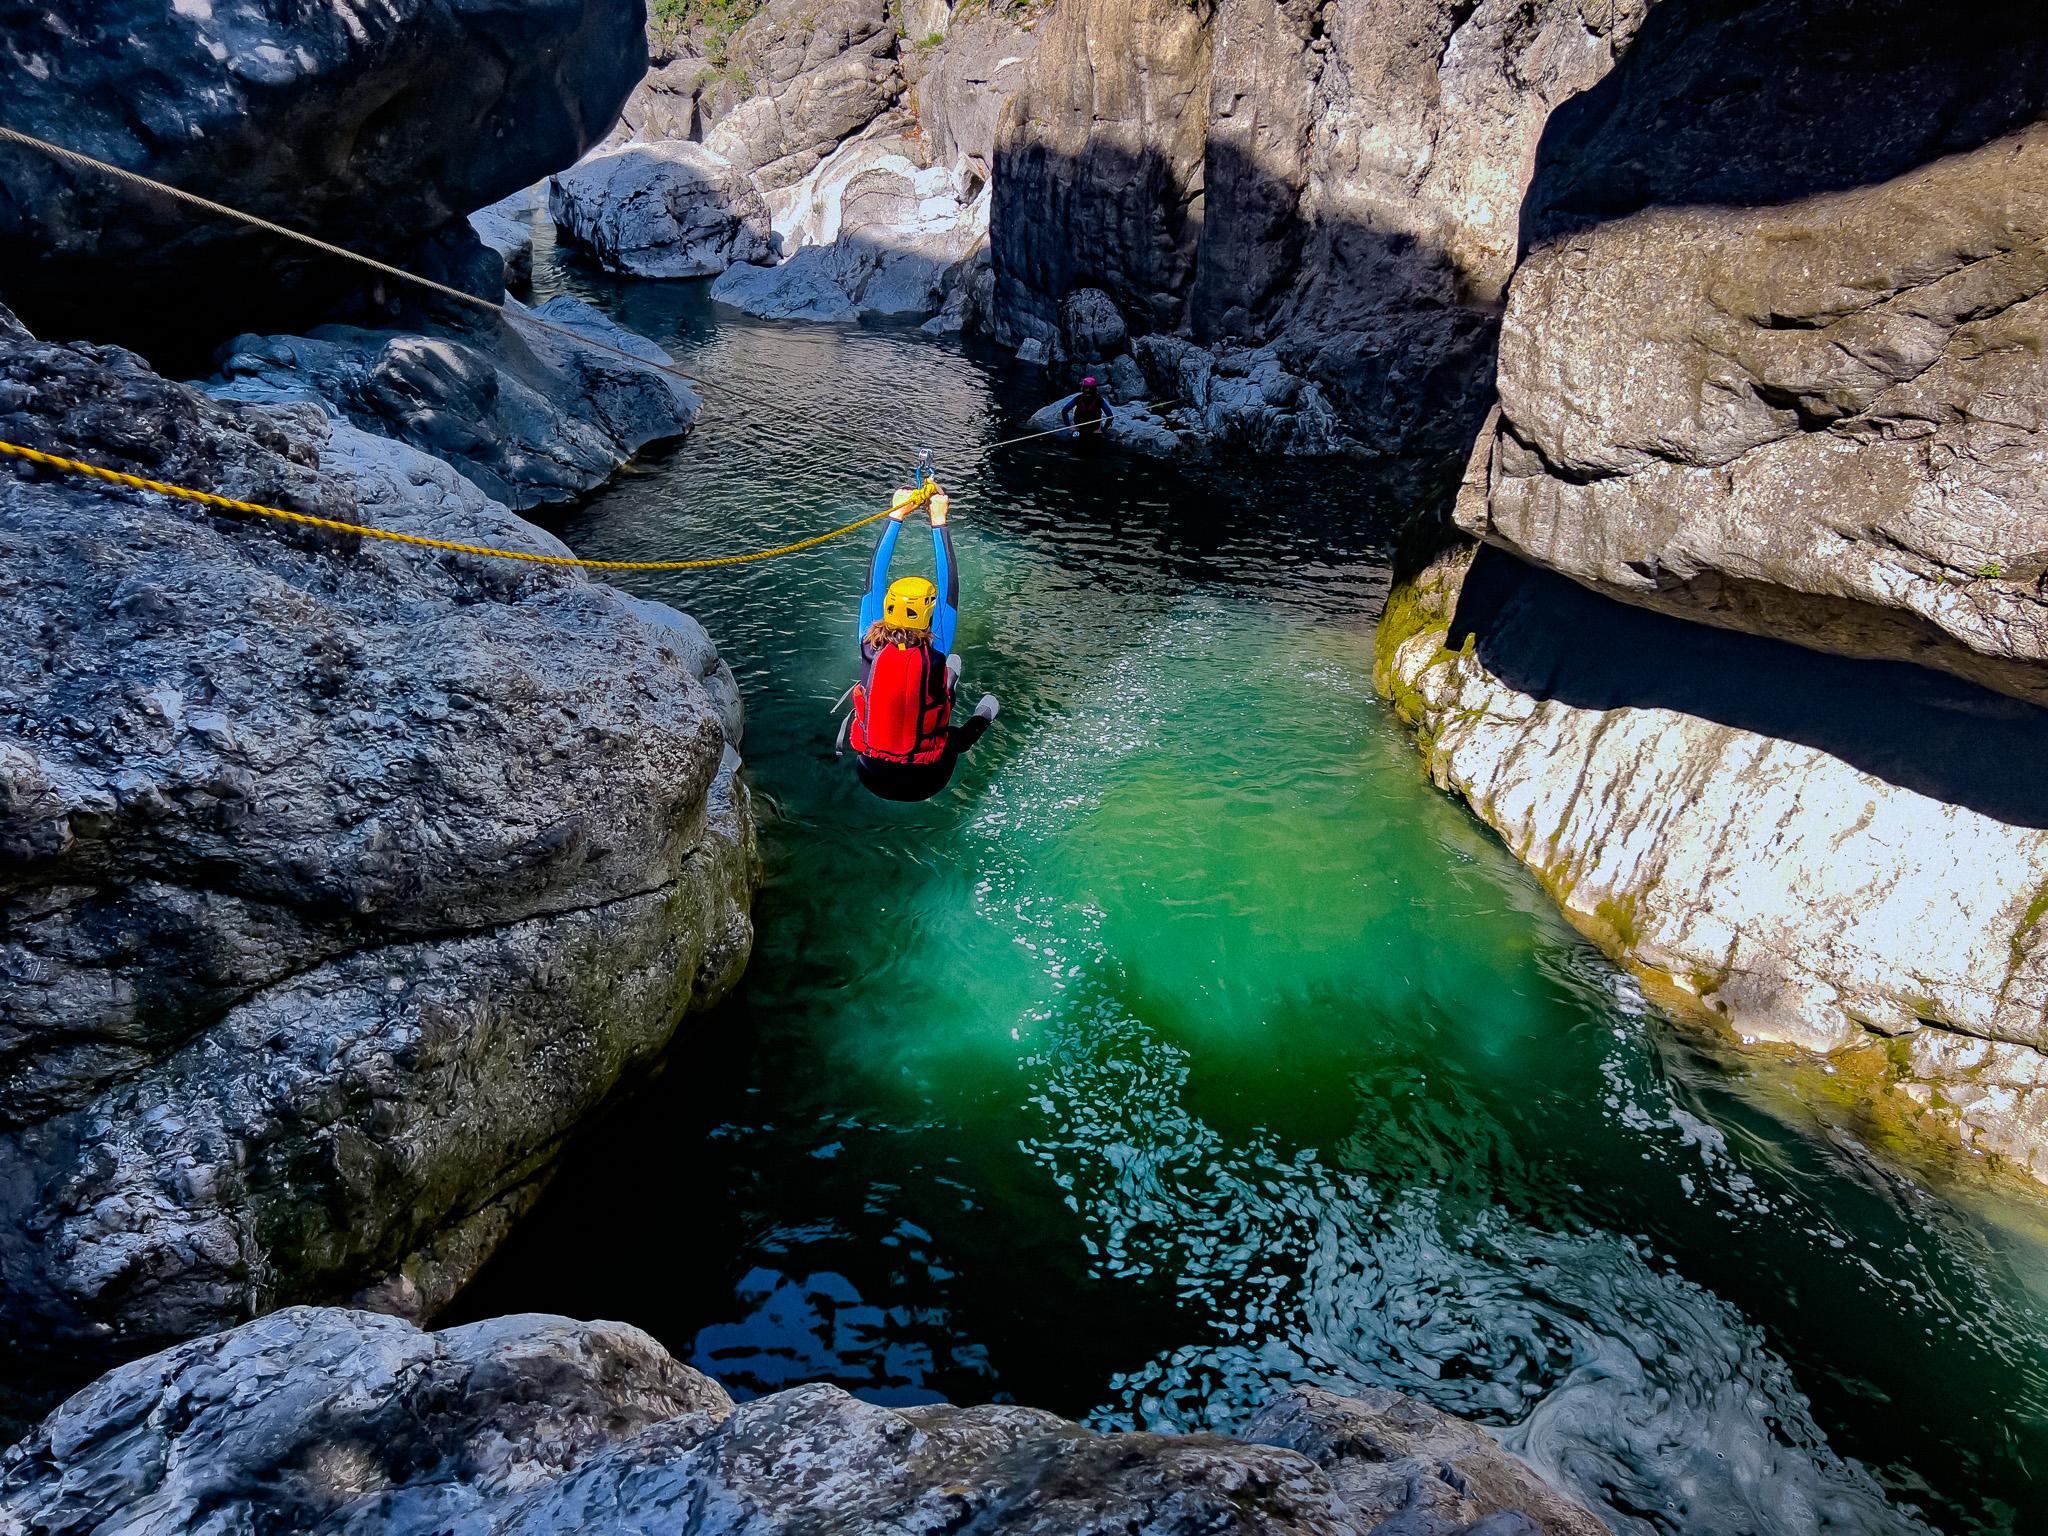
[855,702,992,801]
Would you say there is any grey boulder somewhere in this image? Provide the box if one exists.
[1472,122,2048,706]
[212,297,701,511]
[0,1307,1608,1536]
[0,315,755,1363]
[550,142,775,279]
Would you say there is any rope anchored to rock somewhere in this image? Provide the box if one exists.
[0,438,934,571]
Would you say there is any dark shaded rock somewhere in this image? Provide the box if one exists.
[0,0,648,362]
[0,314,755,1367]
[987,0,1644,469]
[1523,0,2048,246]
[0,1307,1606,1536]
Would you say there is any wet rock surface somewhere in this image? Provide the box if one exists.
[0,1307,1605,1536]
[0,0,647,361]
[0,314,756,1366]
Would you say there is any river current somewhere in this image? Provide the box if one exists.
[452,228,2048,1535]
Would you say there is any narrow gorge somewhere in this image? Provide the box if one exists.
[1,1,2045,1533]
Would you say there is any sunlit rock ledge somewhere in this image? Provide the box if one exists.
[1376,535,2048,1187]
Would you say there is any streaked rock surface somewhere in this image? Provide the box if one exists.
[0,311,755,1364]
[0,1307,1606,1536]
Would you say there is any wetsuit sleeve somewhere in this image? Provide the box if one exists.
[931,518,960,657]
[1102,397,1115,419]
[859,517,903,638]
[1061,396,1075,426]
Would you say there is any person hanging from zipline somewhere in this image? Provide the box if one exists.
[846,474,999,802]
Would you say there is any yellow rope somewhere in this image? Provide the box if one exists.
[0,438,933,571]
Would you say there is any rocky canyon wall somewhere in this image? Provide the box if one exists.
[1379,0,2048,1185]
[0,0,761,1382]
[988,0,1648,468]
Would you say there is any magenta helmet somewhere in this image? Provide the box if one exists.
[1081,376,1098,388]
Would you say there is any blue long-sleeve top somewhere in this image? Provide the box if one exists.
[858,511,958,655]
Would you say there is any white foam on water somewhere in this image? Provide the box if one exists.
[952,599,1935,1536]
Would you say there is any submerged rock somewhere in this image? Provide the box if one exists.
[0,313,756,1365]
[0,1307,1606,1536]
[210,297,700,511]
[550,142,775,278]
[0,0,646,360]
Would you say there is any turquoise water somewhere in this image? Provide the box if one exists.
[455,237,2048,1535]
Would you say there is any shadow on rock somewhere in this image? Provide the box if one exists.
[1449,547,2048,831]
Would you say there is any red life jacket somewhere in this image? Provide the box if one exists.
[851,642,952,766]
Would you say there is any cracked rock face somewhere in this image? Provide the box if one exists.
[550,142,775,279]
[0,316,756,1367]
[703,0,903,191]
[0,1307,1605,1536]
[1471,123,2048,705]
[0,0,648,360]
[988,0,1646,470]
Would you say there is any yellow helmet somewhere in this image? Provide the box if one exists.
[885,576,938,633]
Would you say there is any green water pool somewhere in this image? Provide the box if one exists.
[452,237,2048,1536]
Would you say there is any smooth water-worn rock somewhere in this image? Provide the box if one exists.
[0,315,756,1363]
[468,209,536,294]
[551,142,775,278]
[1468,123,2048,706]
[0,0,647,358]
[1377,532,2048,1185]
[710,121,987,321]
[0,1307,1606,1536]
[211,298,700,511]
[987,0,1646,469]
